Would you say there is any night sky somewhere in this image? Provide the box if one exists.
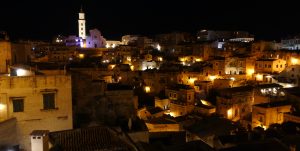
[0,0,299,41]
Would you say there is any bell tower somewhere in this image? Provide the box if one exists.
[78,6,86,40]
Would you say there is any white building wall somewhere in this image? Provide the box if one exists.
[86,29,106,48]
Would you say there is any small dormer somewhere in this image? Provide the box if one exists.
[30,130,49,151]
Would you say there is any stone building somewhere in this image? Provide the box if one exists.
[0,41,12,73]
[0,68,72,150]
[165,84,195,117]
[255,58,286,74]
[216,86,254,121]
[252,101,291,129]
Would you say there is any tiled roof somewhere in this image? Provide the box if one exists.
[49,126,133,151]
[30,130,49,136]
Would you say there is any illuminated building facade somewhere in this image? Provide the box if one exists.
[78,8,86,40]
[0,69,73,150]
[216,86,254,121]
[252,101,291,129]
[166,84,195,117]
[255,58,286,73]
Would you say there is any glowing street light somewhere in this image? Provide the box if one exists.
[144,86,151,93]
[227,108,233,119]
[156,44,161,51]
[209,75,216,81]
[16,69,27,76]
[291,57,299,65]
[256,74,263,81]
[247,69,255,75]
[0,103,5,111]
[79,54,85,59]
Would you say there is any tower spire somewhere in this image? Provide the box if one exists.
[78,5,86,40]
[80,5,83,13]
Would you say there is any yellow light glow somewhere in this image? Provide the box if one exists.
[79,54,85,59]
[127,57,131,62]
[256,74,263,81]
[188,78,197,84]
[195,58,202,62]
[209,75,216,81]
[262,125,267,130]
[168,112,176,117]
[145,86,151,93]
[230,77,235,81]
[291,57,299,65]
[227,108,233,119]
[110,65,116,69]
[0,103,5,111]
[157,44,161,51]
[16,69,27,76]
[179,57,185,62]
[158,57,163,61]
[106,43,110,48]
[130,65,134,71]
[201,100,211,106]
[247,69,255,75]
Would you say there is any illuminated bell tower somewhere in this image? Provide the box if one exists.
[78,7,86,39]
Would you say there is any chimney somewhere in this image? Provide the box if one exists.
[30,130,49,151]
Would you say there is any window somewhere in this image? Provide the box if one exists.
[81,23,83,26]
[12,98,24,112]
[43,93,55,110]
[276,65,278,68]
[268,65,271,68]
[173,93,177,98]
[188,95,191,100]
[280,65,282,68]
[292,68,295,71]
[81,28,83,30]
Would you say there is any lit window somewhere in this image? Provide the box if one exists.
[43,93,56,110]
[12,98,24,112]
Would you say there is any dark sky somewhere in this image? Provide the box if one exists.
[0,0,299,41]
